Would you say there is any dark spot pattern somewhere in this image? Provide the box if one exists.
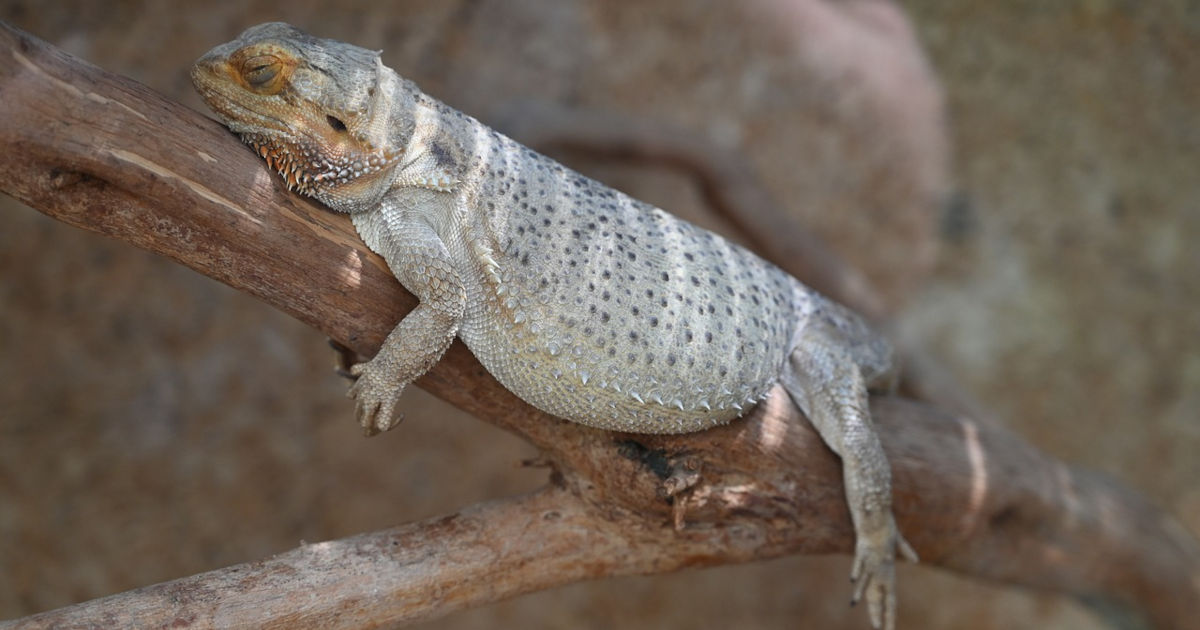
[451,125,807,434]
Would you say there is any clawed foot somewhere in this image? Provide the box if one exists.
[346,358,405,436]
[850,519,919,630]
[661,456,702,531]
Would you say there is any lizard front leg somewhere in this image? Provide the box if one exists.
[780,329,917,630]
[348,218,465,435]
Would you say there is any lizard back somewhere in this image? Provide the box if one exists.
[445,126,807,433]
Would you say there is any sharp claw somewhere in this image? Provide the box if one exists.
[851,568,869,605]
[365,406,384,435]
[867,584,883,629]
[328,338,363,374]
[898,535,919,563]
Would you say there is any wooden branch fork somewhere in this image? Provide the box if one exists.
[1,21,1196,630]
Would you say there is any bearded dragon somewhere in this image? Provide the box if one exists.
[192,22,917,629]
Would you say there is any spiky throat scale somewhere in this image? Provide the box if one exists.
[239,131,398,197]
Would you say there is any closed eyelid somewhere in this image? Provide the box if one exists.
[231,47,295,94]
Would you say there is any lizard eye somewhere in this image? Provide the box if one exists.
[239,54,284,93]
[326,115,347,132]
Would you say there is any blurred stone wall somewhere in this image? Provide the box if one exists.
[1,1,1195,629]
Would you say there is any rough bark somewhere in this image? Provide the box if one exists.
[0,21,1196,630]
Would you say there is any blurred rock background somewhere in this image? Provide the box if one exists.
[1,1,1195,628]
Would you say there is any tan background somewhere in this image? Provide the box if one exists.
[1,1,1196,629]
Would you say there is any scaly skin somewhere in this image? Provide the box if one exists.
[192,22,917,629]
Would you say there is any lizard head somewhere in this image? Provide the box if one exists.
[191,22,407,214]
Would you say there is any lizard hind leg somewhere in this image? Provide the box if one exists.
[811,294,898,392]
[780,328,917,630]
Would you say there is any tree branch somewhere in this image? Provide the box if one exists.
[1,21,1196,630]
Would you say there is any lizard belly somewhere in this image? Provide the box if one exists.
[454,172,801,434]
[460,298,787,434]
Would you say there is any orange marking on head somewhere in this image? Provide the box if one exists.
[227,45,299,95]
